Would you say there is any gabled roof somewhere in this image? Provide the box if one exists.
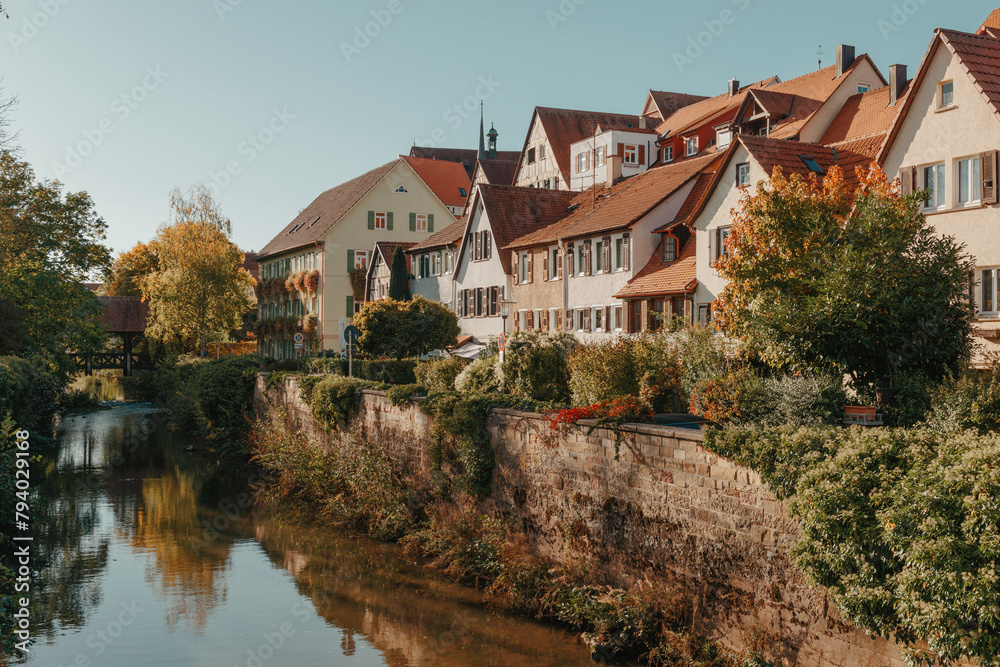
[407,219,465,253]
[821,82,910,146]
[518,107,650,185]
[401,155,471,208]
[460,185,578,274]
[98,296,148,333]
[879,26,1000,162]
[979,8,1000,37]
[742,88,799,118]
[614,237,697,299]
[474,158,520,186]
[507,153,719,250]
[643,90,711,121]
[258,160,396,259]
[409,146,522,180]
[653,165,723,233]
[739,133,872,186]
[654,76,781,140]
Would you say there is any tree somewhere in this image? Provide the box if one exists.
[142,187,254,357]
[354,296,458,360]
[388,246,411,301]
[715,164,974,389]
[104,241,159,297]
[0,150,110,360]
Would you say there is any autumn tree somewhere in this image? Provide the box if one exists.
[0,150,110,359]
[142,187,254,357]
[104,241,159,297]
[715,164,974,390]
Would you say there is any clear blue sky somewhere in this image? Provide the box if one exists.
[2,0,993,258]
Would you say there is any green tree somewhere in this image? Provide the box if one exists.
[104,241,159,297]
[716,164,973,390]
[354,296,458,360]
[142,187,255,357]
[388,246,411,301]
[0,150,110,361]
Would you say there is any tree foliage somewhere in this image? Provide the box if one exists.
[354,296,459,360]
[715,165,974,389]
[0,150,110,359]
[388,246,411,301]
[104,241,159,297]
[142,187,254,357]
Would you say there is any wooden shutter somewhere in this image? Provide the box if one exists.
[543,251,549,280]
[617,143,625,158]
[428,214,434,232]
[346,296,354,317]
[640,300,648,331]
[367,211,375,230]
[899,166,915,197]
[386,212,393,231]
[514,312,520,331]
[542,309,549,330]
[982,151,998,205]
[556,310,562,330]
[603,236,612,270]
[566,244,574,276]
[622,234,630,271]
[638,145,645,166]
[605,306,611,332]
[526,311,534,330]
[527,252,534,282]
[347,249,354,271]
[409,212,417,231]
[565,310,573,331]
[584,241,592,276]
[584,309,591,332]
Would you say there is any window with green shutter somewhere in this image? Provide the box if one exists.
[428,214,434,233]
[386,212,393,231]
[367,211,375,230]
[409,212,416,231]
[346,296,354,317]
[347,249,354,271]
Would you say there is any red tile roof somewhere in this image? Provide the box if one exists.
[652,166,723,233]
[407,219,465,253]
[258,160,396,259]
[409,146,520,179]
[467,185,579,274]
[372,241,414,274]
[614,237,697,299]
[474,158,520,186]
[98,296,148,333]
[979,8,1000,37]
[242,252,259,282]
[520,107,651,186]
[507,153,719,249]
[820,83,910,146]
[644,90,711,121]
[402,155,471,208]
[654,76,780,140]
[739,134,874,187]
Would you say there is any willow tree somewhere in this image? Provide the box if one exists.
[142,187,254,357]
[715,164,974,390]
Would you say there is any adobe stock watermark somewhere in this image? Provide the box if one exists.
[198,107,295,197]
[233,601,311,667]
[672,0,752,73]
[340,0,413,64]
[877,0,936,40]
[8,0,71,54]
[213,0,244,21]
[415,75,501,148]
[545,0,587,32]
[51,66,168,179]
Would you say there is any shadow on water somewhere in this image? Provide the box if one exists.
[23,404,598,667]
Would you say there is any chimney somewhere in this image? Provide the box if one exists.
[889,64,907,105]
[639,116,647,130]
[836,44,856,77]
[728,78,739,98]
[606,154,622,188]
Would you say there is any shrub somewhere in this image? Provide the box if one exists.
[360,359,417,385]
[308,376,381,431]
[386,383,426,406]
[925,367,1000,434]
[568,337,643,407]
[355,297,459,359]
[689,366,770,425]
[500,330,576,404]
[762,372,847,427]
[455,354,501,394]
[414,356,469,393]
[420,392,495,499]
[306,356,346,375]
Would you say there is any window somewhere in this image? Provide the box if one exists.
[940,81,954,108]
[614,305,623,331]
[575,151,589,173]
[685,136,698,157]
[624,144,638,165]
[857,83,870,94]
[662,236,677,263]
[553,176,559,189]
[663,145,673,163]
[595,240,604,272]
[518,251,529,284]
[595,146,605,167]
[578,244,586,275]
[799,156,824,174]
[374,212,387,229]
[982,268,998,314]
[958,157,982,205]
[393,185,409,193]
[415,213,428,232]
[594,306,603,332]
[923,163,946,210]
[459,187,467,197]
[550,247,560,280]
[698,304,712,326]
[615,237,624,270]
[527,147,536,164]
[736,162,751,186]
[717,128,732,149]
[354,250,368,270]
[713,227,731,264]
[539,144,546,160]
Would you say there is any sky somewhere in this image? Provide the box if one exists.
[1,0,994,259]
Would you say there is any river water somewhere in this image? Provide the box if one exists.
[20,404,595,667]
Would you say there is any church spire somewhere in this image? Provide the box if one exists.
[478,99,486,160]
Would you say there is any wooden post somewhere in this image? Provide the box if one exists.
[124,332,133,377]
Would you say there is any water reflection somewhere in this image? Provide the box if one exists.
[69,375,125,402]
[24,405,595,667]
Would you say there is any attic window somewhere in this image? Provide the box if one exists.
[459,187,467,197]
[939,80,955,108]
[566,203,580,213]
[308,215,321,227]
[394,185,409,193]
[857,83,871,94]
[799,156,824,174]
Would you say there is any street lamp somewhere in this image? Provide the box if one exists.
[498,297,516,363]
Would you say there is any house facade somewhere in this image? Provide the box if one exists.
[568,127,659,190]
[407,221,464,308]
[364,242,413,302]
[256,156,467,358]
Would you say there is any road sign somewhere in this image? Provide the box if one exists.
[498,332,506,352]
[343,325,360,346]
[293,332,304,344]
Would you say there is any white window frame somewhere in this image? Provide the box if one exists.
[857,83,871,94]
[939,80,955,108]
[415,213,428,232]
[374,212,387,229]
[539,144,546,160]
[354,250,368,270]
[614,305,623,331]
[549,247,560,281]
[736,162,751,187]
[595,146,605,167]
[624,144,638,165]
[685,136,698,157]
[593,306,604,332]
[663,145,673,163]
[922,163,946,211]
[518,251,529,284]
[957,156,981,207]
[595,239,604,273]
[576,309,585,332]
[982,268,999,316]
[615,237,624,271]
[716,128,732,149]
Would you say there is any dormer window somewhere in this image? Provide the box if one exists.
[939,81,955,108]
[663,145,673,163]
[662,236,677,263]
[857,83,870,94]
[717,128,732,149]
[685,136,698,157]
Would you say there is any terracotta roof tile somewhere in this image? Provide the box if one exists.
[372,241,414,274]
[654,76,780,139]
[523,107,651,186]
[820,83,910,145]
[652,167,722,233]
[938,29,1000,117]
[645,90,711,121]
[98,296,149,333]
[475,158,520,186]
[407,219,465,252]
[738,134,874,187]
[979,8,1000,37]
[258,160,396,259]
[614,238,697,299]
[401,155,471,208]
[508,154,719,250]
[409,146,521,179]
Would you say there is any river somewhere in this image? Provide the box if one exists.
[18,403,596,667]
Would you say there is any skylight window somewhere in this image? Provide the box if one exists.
[459,187,467,197]
[799,156,824,174]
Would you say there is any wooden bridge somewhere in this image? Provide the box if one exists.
[72,296,154,376]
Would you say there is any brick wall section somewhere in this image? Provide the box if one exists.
[255,375,931,667]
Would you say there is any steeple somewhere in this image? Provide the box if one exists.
[486,123,498,159]
[478,100,486,160]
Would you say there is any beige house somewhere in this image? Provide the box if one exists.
[879,12,1000,364]
[255,156,469,358]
